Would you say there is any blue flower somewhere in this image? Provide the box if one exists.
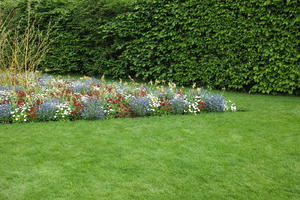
[72,83,91,93]
[38,99,60,121]
[202,93,226,112]
[38,76,54,87]
[170,98,187,114]
[81,99,106,120]
[0,104,12,122]
[129,97,152,117]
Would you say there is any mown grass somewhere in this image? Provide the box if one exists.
[0,91,299,200]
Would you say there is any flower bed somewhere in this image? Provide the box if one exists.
[0,75,236,123]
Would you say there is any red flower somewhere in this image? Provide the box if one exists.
[35,100,42,105]
[198,101,206,110]
[138,90,147,96]
[66,89,73,94]
[93,91,100,96]
[29,113,38,118]
[73,100,81,107]
[16,91,26,97]
[0,100,9,104]
[18,98,25,105]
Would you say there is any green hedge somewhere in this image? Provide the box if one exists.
[33,0,133,75]
[2,0,299,94]
[101,0,300,94]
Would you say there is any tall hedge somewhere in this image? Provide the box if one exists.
[101,0,300,94]
[1,0,299,94]
[33,0,133,75]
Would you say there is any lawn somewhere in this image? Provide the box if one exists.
[0,91,299,200]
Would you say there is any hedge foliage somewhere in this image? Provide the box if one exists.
[1,0,300,94]
[101,0,300,94]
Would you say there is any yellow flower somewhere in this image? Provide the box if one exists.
[168,82,176,89]
[192,83,196,88]
[80,76,92,80]
[101,75,106,82]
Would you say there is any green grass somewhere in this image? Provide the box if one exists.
[0,91,299,200]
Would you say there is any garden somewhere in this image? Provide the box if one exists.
[0,74,236,123]
[0,0,299,199]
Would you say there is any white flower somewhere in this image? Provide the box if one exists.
[231,104,237,112]
[81,95,89,103]
[93,86,101,91]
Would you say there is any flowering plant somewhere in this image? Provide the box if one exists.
[0,74,237,123]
